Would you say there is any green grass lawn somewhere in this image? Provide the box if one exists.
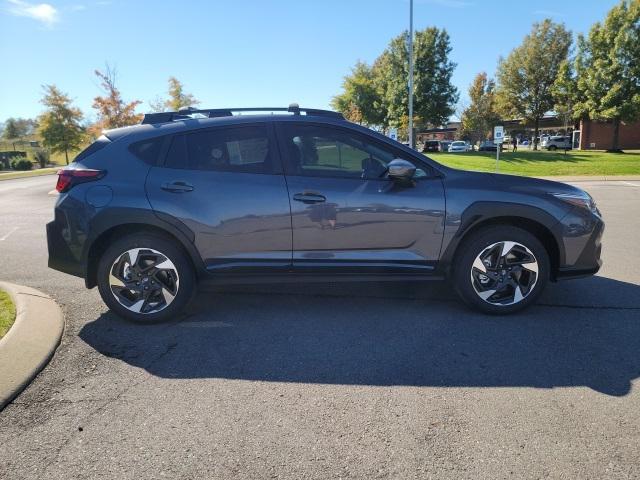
[0,167,59,181]
[0,290,16,339]
[428,149,640,176]
[0,137,81,166]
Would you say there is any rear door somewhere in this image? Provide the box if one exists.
[145,123,293,274]
[276,121,445,274]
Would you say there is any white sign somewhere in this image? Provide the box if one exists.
[388,128,398,141]
[494,126,504,144]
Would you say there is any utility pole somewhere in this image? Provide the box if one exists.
[408,0,415,149]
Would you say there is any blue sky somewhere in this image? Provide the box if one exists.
[0,0,618,123]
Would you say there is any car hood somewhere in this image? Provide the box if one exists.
[440,166,587,197]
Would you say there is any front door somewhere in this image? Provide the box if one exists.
[146,123,292,273]
[276,122,445,274]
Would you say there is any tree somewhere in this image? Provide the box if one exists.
[2,117,37,150]
[331,61,384,125]
[459,72,500,144]
[495,19,572,149]
[332,27,458,137]
[91,64,142,136]
[165,77,199,111]
[551,60,578,132]
[413,28,459,128]
[38,85,85,165]
[572,0,640,152]
[148,95,167,113]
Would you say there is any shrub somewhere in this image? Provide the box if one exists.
[11,159,33,171]
[33,149,50,168]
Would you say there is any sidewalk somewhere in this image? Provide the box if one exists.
[0,282,63,409]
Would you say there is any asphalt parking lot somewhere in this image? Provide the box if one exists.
[0,175,639,479]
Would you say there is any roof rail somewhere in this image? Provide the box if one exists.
[141,104,344,125]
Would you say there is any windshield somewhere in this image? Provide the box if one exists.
[452,141,465,146]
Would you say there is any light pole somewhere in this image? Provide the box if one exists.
[408,0,415,148]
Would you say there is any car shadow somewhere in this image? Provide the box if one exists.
[79,276,640,397]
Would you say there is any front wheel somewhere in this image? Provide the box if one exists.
[97,233,196,323]
[548,145,557,151]
[452,226,550,314]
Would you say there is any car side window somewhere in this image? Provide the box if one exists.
[280,123,418,180]
[165,125,273,174]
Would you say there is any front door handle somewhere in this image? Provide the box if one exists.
[293,192,327,204]
[161,181,194,193]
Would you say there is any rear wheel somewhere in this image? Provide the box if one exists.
[97,233,196,323]
[452,226,550,314]
[548,145,557,151]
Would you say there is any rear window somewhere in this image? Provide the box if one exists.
[73,135,110,163]
[129,137,165,165]
[165,125,273,174]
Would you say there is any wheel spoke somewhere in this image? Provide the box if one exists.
[472,256,487,273]
[477,289,497,300]
[109,272,126,288]
[500,241,517,258]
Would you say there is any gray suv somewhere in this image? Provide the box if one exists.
[47,106,604,322]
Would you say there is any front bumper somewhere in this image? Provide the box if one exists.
[555,209,604,280]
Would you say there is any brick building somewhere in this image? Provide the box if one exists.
[575,119,640,150]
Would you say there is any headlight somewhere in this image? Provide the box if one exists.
[551,191,600,215]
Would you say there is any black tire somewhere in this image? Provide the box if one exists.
[452,226,550,315]
[97,233,196,323]
[548,145,557,151]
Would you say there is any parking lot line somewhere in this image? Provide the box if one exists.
[0,227,18,241]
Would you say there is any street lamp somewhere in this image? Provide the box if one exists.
[408,0,415,149]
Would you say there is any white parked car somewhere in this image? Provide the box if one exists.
[544,136,572,151]
[448,141,470,152]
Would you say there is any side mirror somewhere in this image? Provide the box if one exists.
[387,159,416,182]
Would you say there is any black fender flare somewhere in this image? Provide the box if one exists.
[439,201,566,273]
[83,207,203,288]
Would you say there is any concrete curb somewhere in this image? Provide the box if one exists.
[536,175,640,182]
[0,282,63,410]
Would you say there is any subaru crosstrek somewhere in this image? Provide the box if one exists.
[47,105,604,322]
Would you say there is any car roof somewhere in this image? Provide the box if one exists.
[103,113,353,142]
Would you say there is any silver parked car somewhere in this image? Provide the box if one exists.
[543,136,572,151]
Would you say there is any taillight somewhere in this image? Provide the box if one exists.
[56,168,106,193]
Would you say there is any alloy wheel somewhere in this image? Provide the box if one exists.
[470,241,539,306]
[109,248,180,315]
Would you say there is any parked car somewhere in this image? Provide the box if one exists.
[423,140,440,152]
[544,136,572,151]
[439,140,452,152]
[448,141,470,153]
[478,140,498,152]
[47,105,604,322]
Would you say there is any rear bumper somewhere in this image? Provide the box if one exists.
[46,218,84,279]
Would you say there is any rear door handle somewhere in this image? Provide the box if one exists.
[293,192,326,204]
[161,181,194,193]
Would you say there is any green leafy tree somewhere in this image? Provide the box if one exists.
[2,117,36,150]
[459,72,500,144]
[38,85,85,165]
[413,28,459,128]
[334,27,458,136]
[331,61,384,125]
[551,60,579,132]
[165,77,199,111]
[572,0,640,151]
[495,19,572,149]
